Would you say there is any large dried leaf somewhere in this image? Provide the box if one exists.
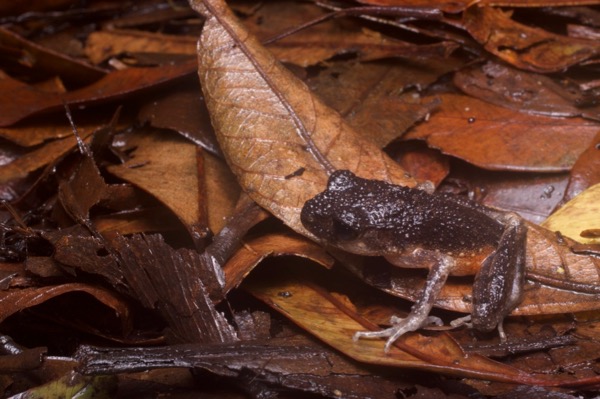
[191,0,416,239]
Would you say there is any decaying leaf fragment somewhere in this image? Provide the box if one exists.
[111,234,237,344]
[190,0,416,238]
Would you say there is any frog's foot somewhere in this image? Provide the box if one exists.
[450,315,507,342]
[353,315,443,352]
[354,253,455,353]
[450,314,472,328]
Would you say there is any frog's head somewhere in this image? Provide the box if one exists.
[300,170,401,255]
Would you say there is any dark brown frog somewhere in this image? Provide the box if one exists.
[301,170,527,352]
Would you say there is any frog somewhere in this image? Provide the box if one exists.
[300,170,527,352]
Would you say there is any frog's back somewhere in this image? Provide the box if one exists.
[389,187,504,251]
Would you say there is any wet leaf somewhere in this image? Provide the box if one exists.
[222,233,334,294]
[404,93,598,172]
[243,1,456,67]
[58,155,131,231]
[0,114,115,147]
[393,142,450,186]
[0,283,130,326]
[439,165,569,224]
[137,79,221,156]
[0,131,92,185]
[46,227,125,287]
[0,347,46,373]
[0,1,77,17]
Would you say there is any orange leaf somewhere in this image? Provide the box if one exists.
[246,275,566,384]
[404,93,597,171]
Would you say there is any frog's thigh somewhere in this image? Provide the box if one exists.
[385,247,458,271]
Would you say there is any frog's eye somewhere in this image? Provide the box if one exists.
[332,218,359,241]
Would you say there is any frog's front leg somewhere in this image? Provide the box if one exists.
[353,249,455,353]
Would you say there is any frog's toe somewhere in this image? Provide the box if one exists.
[353,314,442,353]
[354,253,455,352]
[390,315,443,327]
[450,314,472,328]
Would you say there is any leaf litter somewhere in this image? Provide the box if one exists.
[0,0,599,397]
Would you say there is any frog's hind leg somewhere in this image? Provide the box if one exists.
[471,213,527,335]
[353,251,454,353]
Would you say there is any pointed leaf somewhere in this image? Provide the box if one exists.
[191,0,416,238]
